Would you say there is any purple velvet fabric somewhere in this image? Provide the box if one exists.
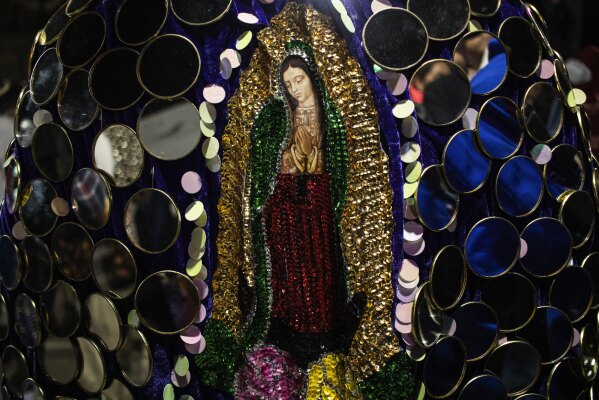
[1,0,592,398]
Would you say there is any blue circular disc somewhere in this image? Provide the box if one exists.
[443,129,491,193]
[416,165,459,231]
[458,374,507,400]
[465,217,520,278]
[496,156,543,217]
[477,97,522,160]
[520,217,572,278]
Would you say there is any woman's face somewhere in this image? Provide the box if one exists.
[283,65,314,105]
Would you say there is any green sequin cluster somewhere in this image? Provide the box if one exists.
[319,80,349,225]
[195,319,242,393]
[359,352,416,400]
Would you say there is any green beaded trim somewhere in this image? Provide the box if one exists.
[359,352,415,400]
[245,98,288,350]
[195,319,242,393]
[319,80,349,224]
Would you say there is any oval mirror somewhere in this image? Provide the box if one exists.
[362,8,428,71]
[484,341,541,396]
[28,31,43,77]
[496,156,543,217]
[524,3,553,56]
[89,48,143,110]
[76,337,106,393]
[57,11,105,68]
[476,97,522,160]
[409,59,471,126]
[137,34,200,99]
[458,374,507,400]
[116,325,153,387]
[517,306,573,365]
[92,124,145,187]
[554,56,573,108]
[453,31,508,95]
[30,48,64,105]
[40,280,81,337]
[498,17,541,78]
[137,98,202,160]
[19,179,58,237]
[545,144,585,201]
[407,0,469,41]
[71,168,112,230]
[522,82,564,143]
[442,129,491,194]
[92,239,137,300]
[558,190,595,248]
[14,293,43,348]
[547,358,587,400]
[116,0,168,45]
[0,235,21,290]
[520,217,572,278]
[453,302,498,361]
[66,0,96,16]
[579,324,599,381]
[101,379,134,400]
[415,165,459,231]
[39,4,69,46]
[22,378,45,400]
[411,281,446,348]
[550,267,593,323]
[84,293,122,351]
[469,0,500,16]
[52,222,93,281]
[575,106,594,164]
[423,336,467,398]
[514,394,546,400]
[32,123,73,182]
[58,69,99,131]
[2,346,29,397]
[0,294,10,340]
[429,245,467,310]
[135,270,199,334]
[14,90,40,148]
[171,0,231,25]
[583,253,599,309]
[3,156,20,215]
[465,217,520,278]
[481,273,537,332]
[21,236,53,293]
[124,188,180,254]
[37,335,79,385]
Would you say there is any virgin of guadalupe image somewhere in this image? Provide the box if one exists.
[197,4,413,399]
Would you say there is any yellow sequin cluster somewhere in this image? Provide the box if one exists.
[306,354,363,400]
[213,2,397,379]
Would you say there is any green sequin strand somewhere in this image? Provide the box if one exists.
[194,319,242,393]
[245,99,288,350]
[320,83,349,225]
[359,352,415,400]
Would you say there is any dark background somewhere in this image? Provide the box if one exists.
[0,0,598,191]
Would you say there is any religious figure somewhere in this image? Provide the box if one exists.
[197,4,413,399]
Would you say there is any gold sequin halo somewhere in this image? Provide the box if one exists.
[212,2,397,380]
